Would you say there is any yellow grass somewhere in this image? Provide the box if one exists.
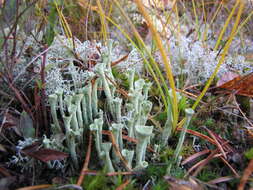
[134,0,179,129]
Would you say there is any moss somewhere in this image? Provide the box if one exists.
[245,148,253,160]
[160,147,174,162]
[198,167,220,182]
[204,118,215,127]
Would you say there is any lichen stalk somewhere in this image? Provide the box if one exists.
[63,114,78,168]
[101,142,115,173]
[92,79,99,117]
[48,94,61,133]
[122,149,134,169]
[135,125,153,168]
[173,108,194,162]
[73,94,84,129]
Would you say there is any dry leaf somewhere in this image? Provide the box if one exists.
[23,148,68,163]
[216,72,253,97]
[216,72,239,87]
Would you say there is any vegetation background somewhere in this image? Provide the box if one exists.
[0,0,253,189]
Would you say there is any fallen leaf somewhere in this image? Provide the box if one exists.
[216,72,239,87]
[23,148,68,163]
[216,72,253,97]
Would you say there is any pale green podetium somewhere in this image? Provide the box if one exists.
[92,79,99,117]
[73,94,84,129]
[89,118,104,156]
[55,89,64,117]
[48,94,61,133]
[63,114,78,168]
[135,125,153,170]
[110,123,124,163]
[100,142,115,173]
[122,149,134,169]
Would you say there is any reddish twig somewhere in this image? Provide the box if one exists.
[102,130,155,153]
[233,95,253,128]
[238,158,253,190]
[0,166,11,177]
[182,149,210,166]
[81,170,141,176]
[77,132,92,186]
[8,82,34,121]
[111,53,130,67]
[208,176,234,185]
[204,126,227,159]
[191,149,219,177]
[16,184,52,190]
[108,131,132,171]
[177,128,216,145]
[220,157,239,177]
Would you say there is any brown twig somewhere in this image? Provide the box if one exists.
[16,184,52,190]
[111,53,130,67]
[191,149,219,177]
[233,95,253,128]
[108,131,133,171]
[0,166,11,177]
[208,176,234,185]
[238,158,253,190]
[204,126,227,159]
[77,132,92,186]
[177,128,216,145]
[8,82,34,121]
[102,130,155,153]
[81,170,141,176]
[220,156,239,177]
[182,149,210,166]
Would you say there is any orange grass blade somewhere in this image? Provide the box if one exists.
[134,0,178,129]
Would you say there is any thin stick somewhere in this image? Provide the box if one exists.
[16,184,52,190]
[238,159,253,190]
[108,131,132,171]
[76,132,92,186]
[81,170,140,176]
